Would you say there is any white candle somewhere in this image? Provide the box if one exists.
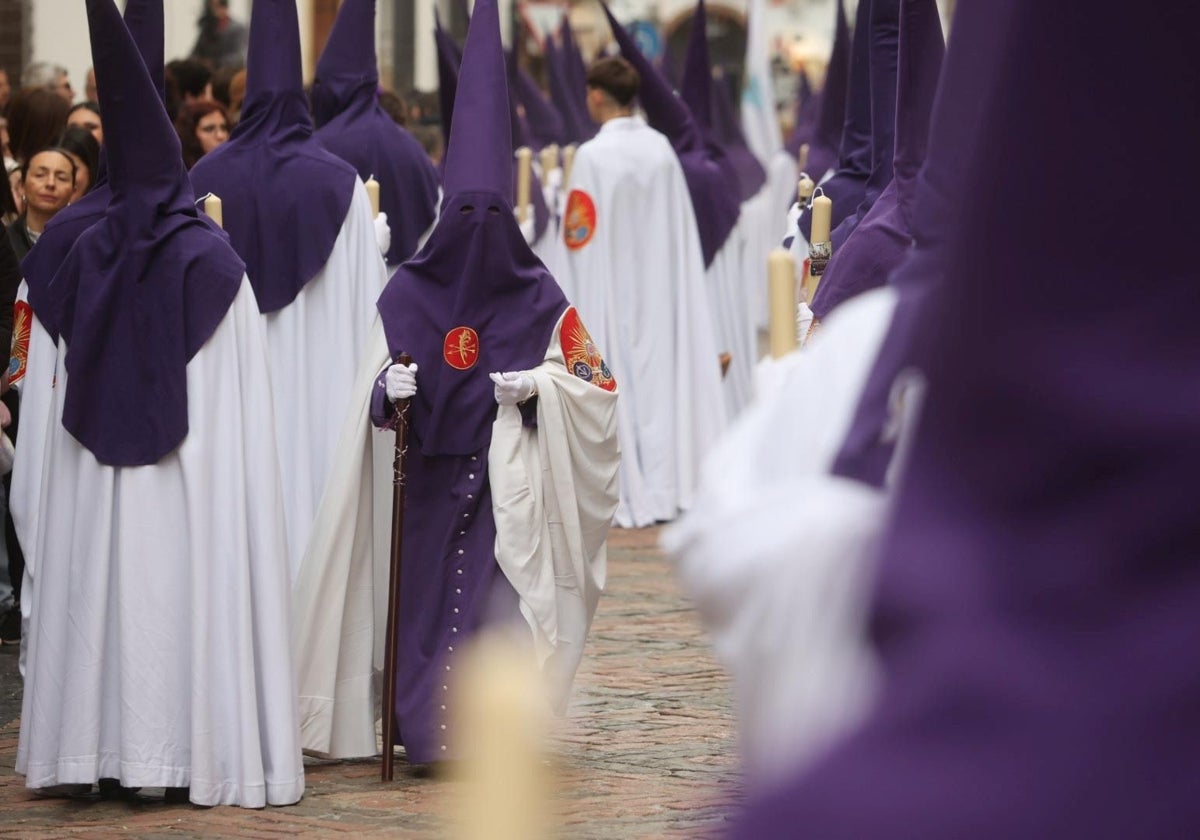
[768,248,799,359]
[562,144,577,187]
[539,144,559,178]
[797,175,815,205]
[203,193,223,229]
[797,142,810,174]
[364,177,381,218]
[515,147,532,224]
[810,193,832,243]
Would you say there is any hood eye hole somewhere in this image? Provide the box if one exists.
[460,204,474,214]
[487,206,501,216]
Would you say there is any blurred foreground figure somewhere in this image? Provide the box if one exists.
[725,1,1200,836]
[292,0,619,764]
[13,0,302,807]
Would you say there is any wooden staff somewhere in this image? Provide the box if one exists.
[538,144,559,180]
[382,351,414,782]
[515,147,532,224]
[365,177,381,218]
[203,193,223,228]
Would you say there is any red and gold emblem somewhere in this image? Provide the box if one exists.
[8,301,31,386]
[560,307,615,391]
[443,326,480,370]
[563,190,597,251]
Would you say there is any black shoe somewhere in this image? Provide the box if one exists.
[98,778,142,800]
[0,602,19,645]
[163,787,190,805]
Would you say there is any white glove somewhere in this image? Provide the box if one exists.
[489,371,536,406]
[796,301,815,347]
[373,211,392,257]
[386,362,418,401]
[517,206,536,245]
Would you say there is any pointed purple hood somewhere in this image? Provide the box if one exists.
[560,15,598,141]
[737,1,1200,836]
[36,0,244,467]
[544,34,590,145]
[797,0,874,240]
[515,64,566,147]
[809,0,938,319]
[679,0,715,131]
[602,1,741,266]
[189,0,357,314]
[801,0,852,179]
[312,0,439,264]
[785,70,817,158]
[377,0,568,457]
[22,0,165,333]
[711,68,768,201]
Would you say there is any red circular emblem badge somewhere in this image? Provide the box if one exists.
[443,326,480,370]
[559,307,615,392]
[563,189,597,251]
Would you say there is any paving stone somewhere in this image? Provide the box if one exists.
[0,526,740,837]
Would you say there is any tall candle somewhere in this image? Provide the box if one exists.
[810,193,832,243]
[515,147,532,224]
[797,175,815,205]
[204,193,223,229]
[768,248,799,359]
[797,142,810,174]
[539,144,559,178]
[364,177,381,218]
[562,144,577,186]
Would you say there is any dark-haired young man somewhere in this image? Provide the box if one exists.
[555,56,726,529]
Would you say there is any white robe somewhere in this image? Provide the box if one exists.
[292,309,619,758]
[263,180,390,579]
[557,116,727,528]
[663,287,914,786]
[14,280,305,808]
[705,226,756,418]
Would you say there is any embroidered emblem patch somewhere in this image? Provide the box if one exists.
[560,307,615,391]
[444,326,480,370]
[563,190,597,251]
[8,301,31,386]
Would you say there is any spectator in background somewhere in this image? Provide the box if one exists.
[377,90,408,127]
[191,0,249,69]
[167,58,213,109]
[6,147,75,261]
[7,88,69,215]
[67,101,103,144]
[0,69,11,114]
[21,62,73,103]
[175,99,230,169]
[210,64,240,111]
[57,126,100,203]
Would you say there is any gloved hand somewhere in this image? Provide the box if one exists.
[542,168,562,215]
[373,211,392,257]
[489,371,536,406]
[386,362,418,401]
[516,205,536,245]
[796,301,815,347]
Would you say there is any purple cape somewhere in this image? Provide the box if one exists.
[736,2,1200,836]
[190,0,356,313]
[22,0,165,339]
[810,0,938,319]
[311,0,439,265]
[37,0,243,467]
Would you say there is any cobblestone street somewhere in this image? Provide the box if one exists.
[0,526,741,839]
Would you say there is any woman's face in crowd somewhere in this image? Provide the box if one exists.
[64,152,90,203]
[23,151,75,217]
[67,106,103,144]
[196,111,229,155]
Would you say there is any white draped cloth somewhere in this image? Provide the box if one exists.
[556,115,727,528]
[263,180,390,579]
[291,309,619,758]
[13,281,305,808]
[663,287,910,785]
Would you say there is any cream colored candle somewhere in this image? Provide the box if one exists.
[515,147,532,224]
[768,248,799,359]
[364,177,381,218]
[810,193,832,243]
[797,142,810,174]
[562,144,577,186]
[203,193,223,229]
[539,144,559,178]
[797,174,815,205]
